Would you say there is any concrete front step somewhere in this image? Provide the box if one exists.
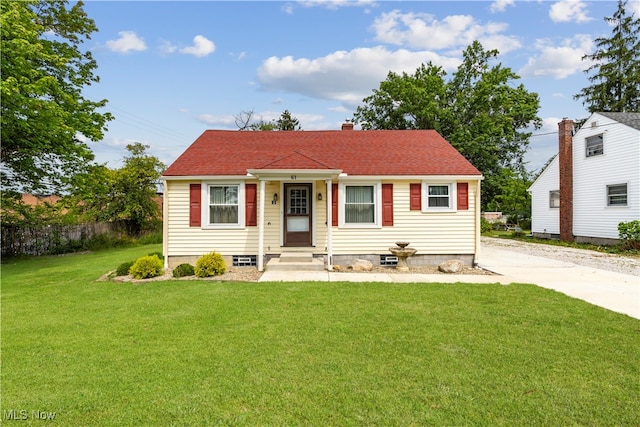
[278,252,313,263]
[266,256,325,272]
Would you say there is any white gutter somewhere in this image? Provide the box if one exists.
[325,179,333,271]
[258,179,266,272]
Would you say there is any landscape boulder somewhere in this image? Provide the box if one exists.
[349,259,373,271]
[438,259,464,274]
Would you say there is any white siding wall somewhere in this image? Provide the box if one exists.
[573,114,640,239]
[529,156,560,235]
[165,179,478,258]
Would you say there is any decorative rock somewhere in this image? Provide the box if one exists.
[349,259,373,271]
[438,259,464,274]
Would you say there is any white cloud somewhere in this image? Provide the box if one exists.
[549,0,593,23]
[158,40,177,55]
[179,35,216,58]
[490,0,514,13]
[519,34,594,79]
[257,46,461,109]
[370,10,521,54]
[105,31,147,53]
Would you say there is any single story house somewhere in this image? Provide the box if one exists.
[528,112,640,244]
[162,124,483,271]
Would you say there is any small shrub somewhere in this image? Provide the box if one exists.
[519,218,532,231]
[618,220,640,249]
[147,251,164,260]
[195,252,226,278]
[173,263,195,278]
[480,217,492,233]
[116,261,135,276]
[129,255,164,279]
[511,228,525,237]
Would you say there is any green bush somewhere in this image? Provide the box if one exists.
[129,255,164,279]
[618,220,640,249]
[480,217,492,233]
[195,252,226,278]
[519,218,532,231]
[173,263,195,278]
[147,251,164,260]
[116,261,135,276]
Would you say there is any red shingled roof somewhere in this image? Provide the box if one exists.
[163,129,481,177]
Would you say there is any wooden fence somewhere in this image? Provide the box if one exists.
[1,222,119,257]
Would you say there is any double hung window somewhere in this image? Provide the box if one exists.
[422,183,455,212]
[345,185,375,224]
[549,190,560,208]
[607,184,627,206]
[586,135,603,157]
[205,183,245,227]
[339,183,381,227]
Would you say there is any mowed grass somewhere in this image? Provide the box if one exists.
[2,245,639,425]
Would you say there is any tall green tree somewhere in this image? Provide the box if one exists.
[0,0,112,193]
[353,41,541,209]
[574,0,640,112]
[68,143,165,236]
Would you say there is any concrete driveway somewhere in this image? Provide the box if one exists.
[477,238,640,320]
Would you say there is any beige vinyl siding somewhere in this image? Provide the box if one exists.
[327,180,477,255]
[166,179,477,258]
[166,180,260,256]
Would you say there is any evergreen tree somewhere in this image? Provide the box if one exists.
[275,110,301,131]
[574,0,640,112]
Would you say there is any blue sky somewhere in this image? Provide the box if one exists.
[79,0,637,173]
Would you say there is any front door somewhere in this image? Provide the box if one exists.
[284,183,312,246]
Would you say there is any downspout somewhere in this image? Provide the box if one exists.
[258,179,266,272]
[162,179,169,269]
[325,179,333,271]
[474,178,481,266]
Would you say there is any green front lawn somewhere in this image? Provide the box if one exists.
[2,246,639,425]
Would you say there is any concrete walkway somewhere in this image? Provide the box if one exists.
[259,244,640,320]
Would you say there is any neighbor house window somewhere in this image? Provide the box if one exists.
[586,134,603,157]
[549,190,560,208]
[607,184,627,206]
[422,183,456,212]
[205,183,245,227]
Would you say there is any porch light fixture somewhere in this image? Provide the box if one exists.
[272,193,278,204]
[317,192,323,201]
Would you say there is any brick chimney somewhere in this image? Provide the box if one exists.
[341,122,354,131]
[558,118,574,242]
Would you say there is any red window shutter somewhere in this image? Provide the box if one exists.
[410,183,422,210]
[189,183,201,227]
[245,183,257,226]
[382,183,393,226]
[457,182,469,210]
[331,184,338,226]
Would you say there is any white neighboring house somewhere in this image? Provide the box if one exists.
[529,112,640,244]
